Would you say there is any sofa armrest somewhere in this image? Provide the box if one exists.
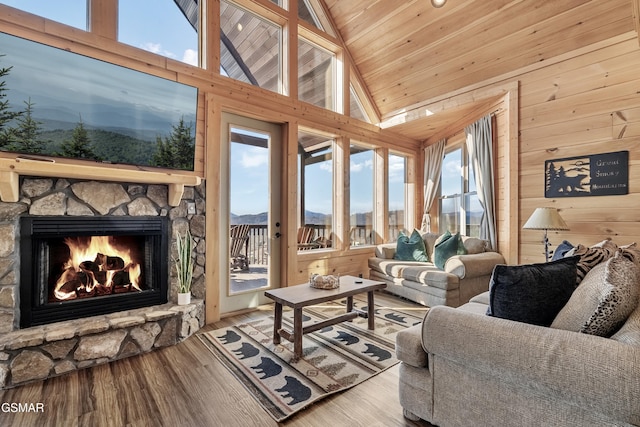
[422,306,640,423]
[375,243,397,259]
[444,251,504,279]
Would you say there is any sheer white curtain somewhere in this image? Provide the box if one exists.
[421,139,445,232]
[465,115,497,250]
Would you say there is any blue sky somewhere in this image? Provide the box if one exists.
[0,1,406,218]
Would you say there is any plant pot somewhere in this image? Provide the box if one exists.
[177,292,191,305]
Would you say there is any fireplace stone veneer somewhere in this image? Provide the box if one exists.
[0,177,206,388]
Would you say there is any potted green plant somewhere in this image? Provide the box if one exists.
[175,229,194,305]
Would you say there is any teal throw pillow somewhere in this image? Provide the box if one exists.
[433,231,467,269]
[393,230,428,262]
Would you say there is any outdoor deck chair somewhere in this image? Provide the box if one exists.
[230,224,250,271]
[297,225,320,250]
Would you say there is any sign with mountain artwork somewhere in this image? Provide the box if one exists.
[545,151,628,197]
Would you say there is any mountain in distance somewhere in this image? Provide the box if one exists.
[231,210,330,225]
[230,210,407,226]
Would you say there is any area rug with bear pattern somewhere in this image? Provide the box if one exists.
[198,296,427,421]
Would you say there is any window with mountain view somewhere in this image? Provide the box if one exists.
[388,153,407,242]
[439,145,481,237]
[298,129,334,250]
[350,144,375,246]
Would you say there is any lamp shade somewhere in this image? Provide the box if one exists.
[523,207,569,231]
[431,0,447,7]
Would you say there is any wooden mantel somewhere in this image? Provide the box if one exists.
[0,155,202,206]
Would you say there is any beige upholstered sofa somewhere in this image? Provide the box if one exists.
[368,232,505,307]
[395,244,640,427]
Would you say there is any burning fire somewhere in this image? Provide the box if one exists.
[53,236,142,301]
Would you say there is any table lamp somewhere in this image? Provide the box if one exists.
[523,207,569,262]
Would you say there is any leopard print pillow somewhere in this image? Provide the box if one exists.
[551,252,640,337]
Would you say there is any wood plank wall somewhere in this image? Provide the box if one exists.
[518,33,640,262]
[421,32,640,265]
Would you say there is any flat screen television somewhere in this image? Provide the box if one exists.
[0,32,198,171]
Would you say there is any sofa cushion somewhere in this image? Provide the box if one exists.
[394,229,428,262]
[401,266,455,289]
[486,256,579,326]
[368,257,435,279]
[469,290,490,305]
[433,231,467,269]
[551,252,640,337]
[611,303,640,345]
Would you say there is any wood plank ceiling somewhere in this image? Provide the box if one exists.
[322,0,637,140]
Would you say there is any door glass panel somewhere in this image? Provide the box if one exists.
[229,127,269,294]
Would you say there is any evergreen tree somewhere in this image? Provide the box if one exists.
[9,98,46,154]
[151,117,195,170]
[58,117,101,161]
[0,57,24,147]
[152,134,175,167]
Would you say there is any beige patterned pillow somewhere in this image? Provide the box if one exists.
[551,252,640,337]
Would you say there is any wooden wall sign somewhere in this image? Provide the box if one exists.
[545,150,628,198]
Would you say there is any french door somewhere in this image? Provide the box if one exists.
[220,113,282,314]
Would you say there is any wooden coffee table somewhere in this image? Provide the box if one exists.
[264,275,387,360]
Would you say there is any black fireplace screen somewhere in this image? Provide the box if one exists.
[20,216,169,327]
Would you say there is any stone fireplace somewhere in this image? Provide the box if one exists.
[0,177,206,388]
[20,216,169,327]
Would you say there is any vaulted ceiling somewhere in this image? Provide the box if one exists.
[323,0,638,140]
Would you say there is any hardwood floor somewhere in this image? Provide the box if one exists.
[0,293,434,427]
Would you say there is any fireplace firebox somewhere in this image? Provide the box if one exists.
[20,216,169,327]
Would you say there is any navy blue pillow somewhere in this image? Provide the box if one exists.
[486,256,579,326]
[551,240,574,261]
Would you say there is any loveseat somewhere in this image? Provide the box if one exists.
[368,231,505,307]
[395,240,640,427]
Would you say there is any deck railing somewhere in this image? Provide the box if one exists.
[235,224,403,266]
